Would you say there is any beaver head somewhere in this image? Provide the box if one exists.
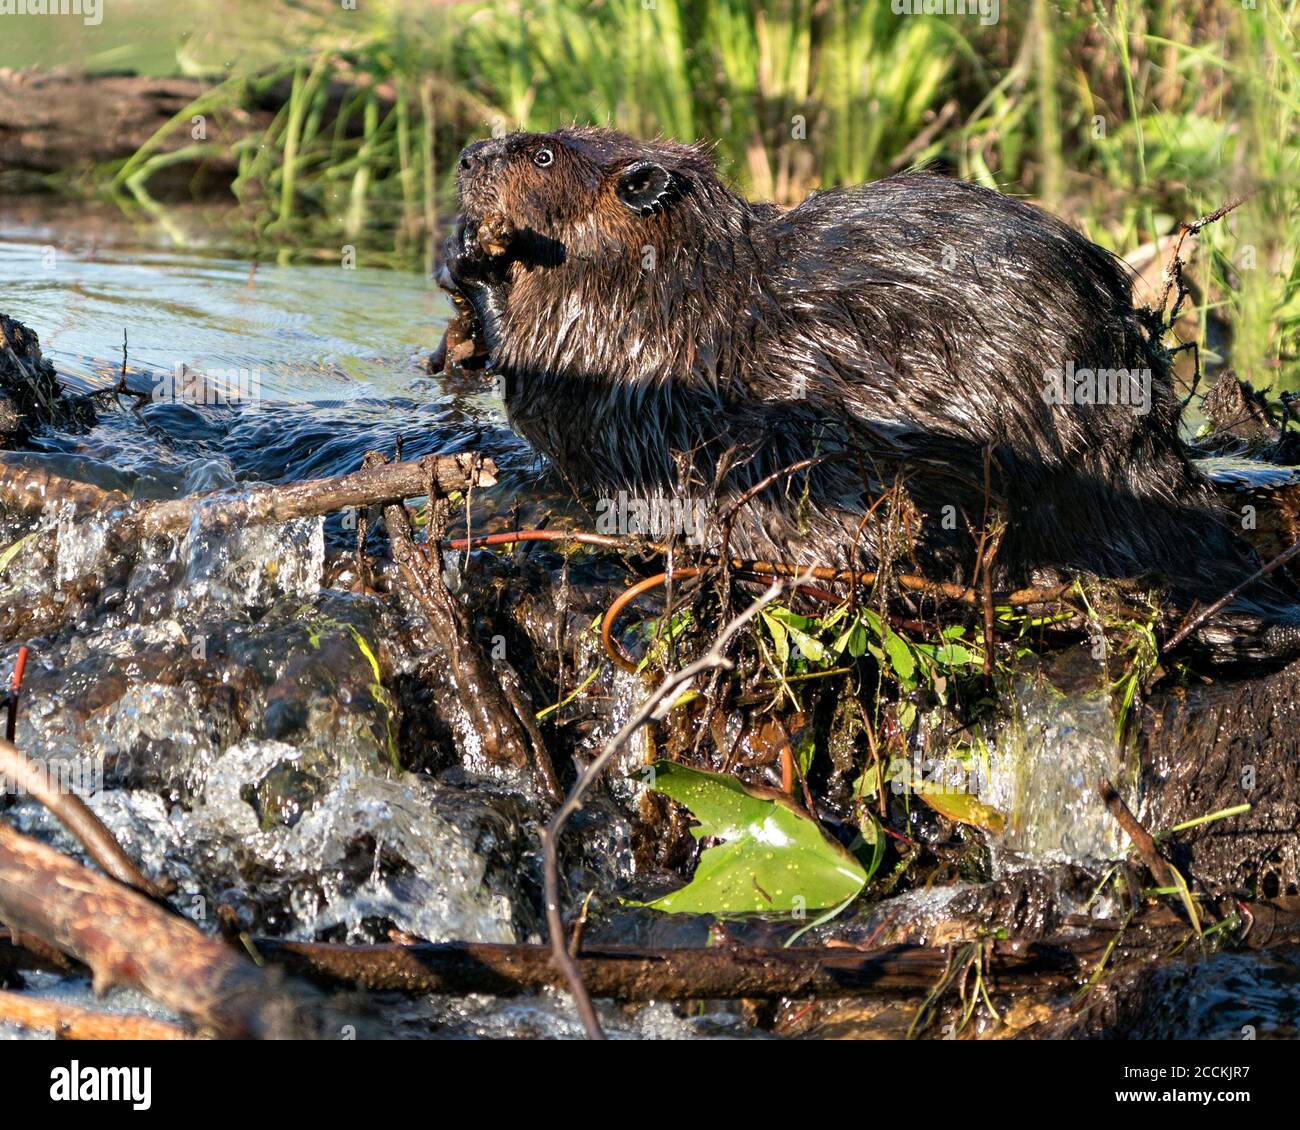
[455,127,743,264]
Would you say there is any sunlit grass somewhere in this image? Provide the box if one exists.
[9,0,1299,390]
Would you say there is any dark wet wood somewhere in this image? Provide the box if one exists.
[0,823,321,1038]
[1140,659,1300,893]
[373,454,560,793]
[257,937,1074,997]
[252,897,1300,1000]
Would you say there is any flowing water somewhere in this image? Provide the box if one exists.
[0,206,1294,1039]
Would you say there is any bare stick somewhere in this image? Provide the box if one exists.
[1155,195,1248,322]
[0,822,322,1038]
[250,894,1300,999]
[0,453,496,538]
[542,579,788,1039]
[0,738,173,898]
[1099,776,1175,889]
[1163,538,1300,652]
[257,937,1077,998]
[0,990,190,1040]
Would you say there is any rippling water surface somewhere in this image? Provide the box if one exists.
[0,215,543,503]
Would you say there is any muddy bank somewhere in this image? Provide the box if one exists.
[0,67,409,199]
[0,70,256,193]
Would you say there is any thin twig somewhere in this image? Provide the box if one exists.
[112,328,149,405]
[541,579,789,1039]
[0,738,174,898]
[1163,538,1300,652]
[1154,195,1248,323]
[1098,776,1174,889]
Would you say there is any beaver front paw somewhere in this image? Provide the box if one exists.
[442,217,489,288]
[443,215,514,288]
[440,215,512,355]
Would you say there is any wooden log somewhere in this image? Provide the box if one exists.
[0,68,266,185]
[253,897,1300,1001]
[0,823,322,1039]
[254,937,1070,998]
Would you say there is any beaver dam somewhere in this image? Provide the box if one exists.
[1,212,1299,1042]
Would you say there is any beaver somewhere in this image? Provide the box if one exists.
[440,127,1300,662]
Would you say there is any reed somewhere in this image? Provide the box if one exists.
[30,0,1295,389]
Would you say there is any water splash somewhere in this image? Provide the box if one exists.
[180,507,324,611]
[982,649,1132,871]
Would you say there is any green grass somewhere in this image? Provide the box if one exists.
[11,0,1300,390]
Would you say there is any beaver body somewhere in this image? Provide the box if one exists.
[444,127,1300,660]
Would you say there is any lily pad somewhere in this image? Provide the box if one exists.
[637,762,868,914]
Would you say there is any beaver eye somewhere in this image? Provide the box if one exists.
[533,147,554,168]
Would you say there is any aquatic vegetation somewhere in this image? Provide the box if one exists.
[635,761,870,914]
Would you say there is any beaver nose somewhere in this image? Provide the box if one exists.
[459,138,502,172]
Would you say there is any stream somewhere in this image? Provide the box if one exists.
[1,206,1296,1040]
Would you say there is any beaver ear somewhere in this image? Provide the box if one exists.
[615,161,674,215]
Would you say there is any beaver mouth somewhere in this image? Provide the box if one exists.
[455,179,494,224]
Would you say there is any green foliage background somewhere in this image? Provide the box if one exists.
[6,0,1299,389]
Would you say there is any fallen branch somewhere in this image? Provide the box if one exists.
[0,990,190,1040]
[0,822,322,1039]
[0,738,173,898]
[372,454,561,798]
[252,938,1078,997]
[247,895,1300,1001]
[132,452,495,540]
[0,452,496,540]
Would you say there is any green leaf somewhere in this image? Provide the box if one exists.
[794,728,816,778]
[916,784,1006,834]
[855,812,888,884]
[924,642,982,669]
[896,700,917,732]
[832,618,869,658]
[761,610,790,670]
[786,624,826,664]
[883,629,916,687]
[1167,862,1202,936]
[0,532,36,574]
[636,762,868,914]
